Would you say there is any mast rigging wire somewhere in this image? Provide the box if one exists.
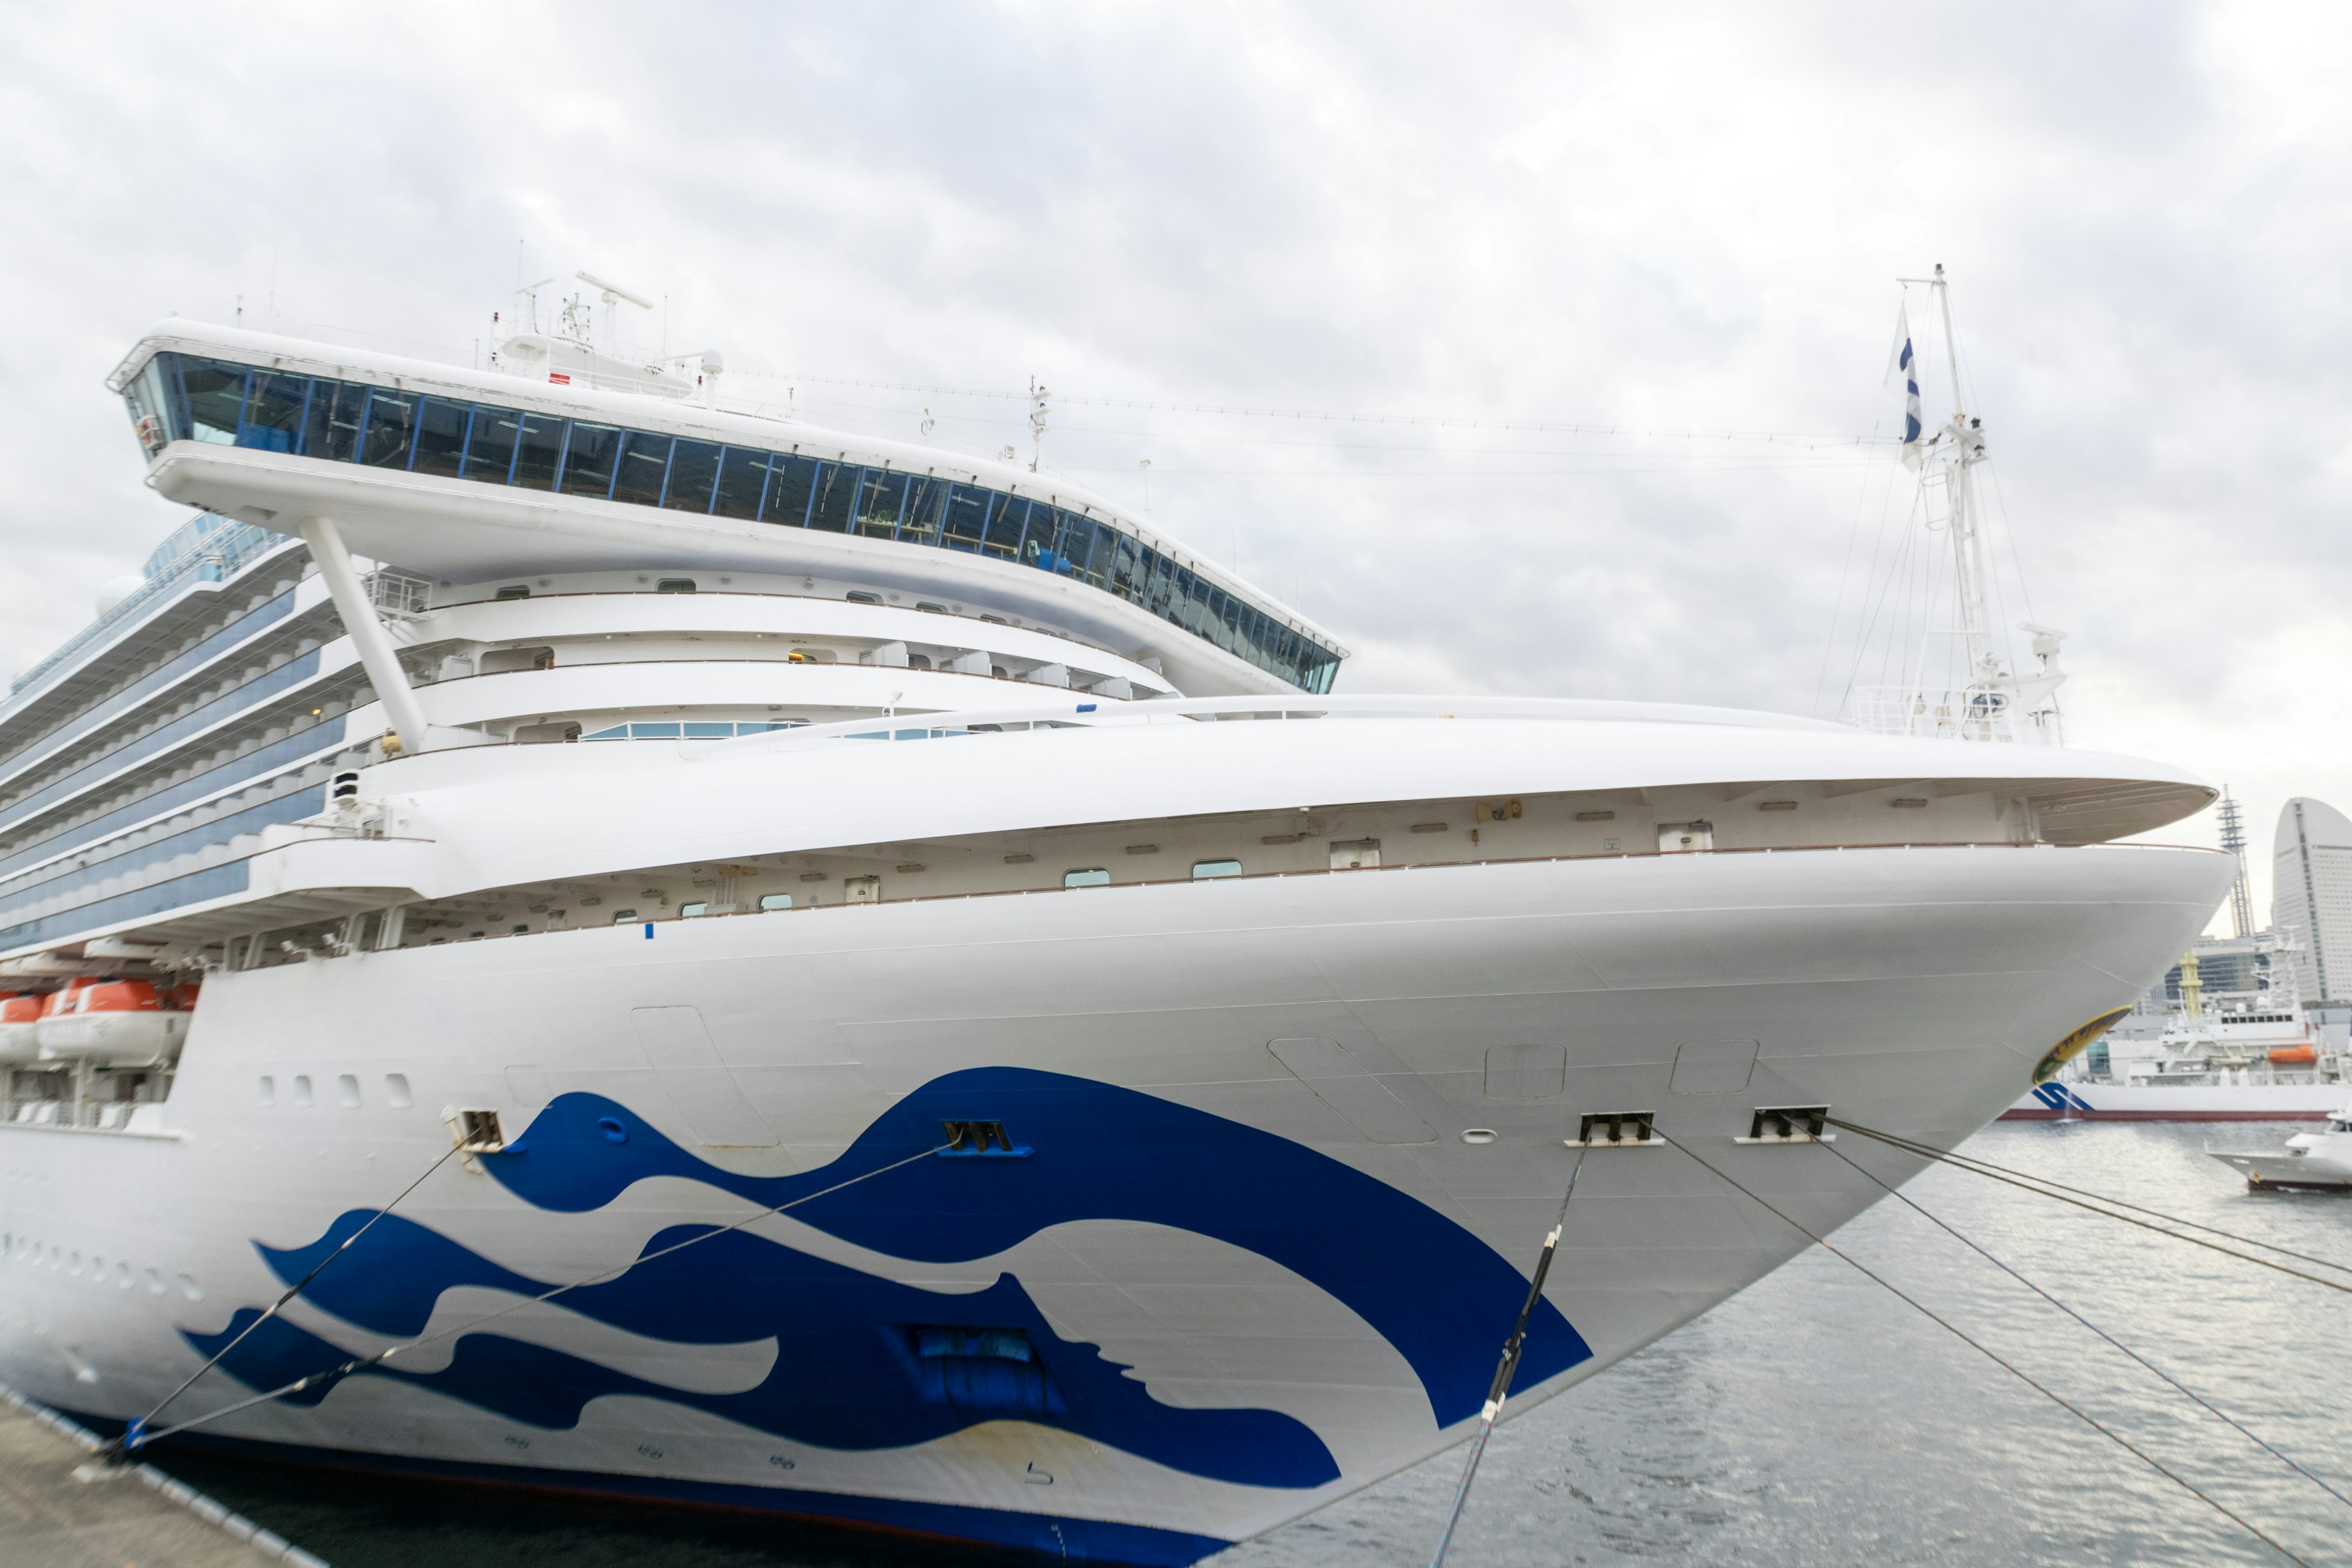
[1655,1129,2310,1565]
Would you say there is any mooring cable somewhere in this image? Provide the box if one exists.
[125,1139,949,1453]
[124,1140,467,1452]
[1656,1129,2310,1566]
[1817,1137,2352,1515]
[1829,1118,2352,1295]
[1832,1117,2352,1276]
[1427,1142,1588,1568]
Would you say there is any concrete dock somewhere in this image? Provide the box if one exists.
[0,1388,326,1567]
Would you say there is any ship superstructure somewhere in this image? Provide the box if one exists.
[0,289,2236,1562]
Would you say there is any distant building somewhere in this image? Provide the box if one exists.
[2272,797,2352,1005]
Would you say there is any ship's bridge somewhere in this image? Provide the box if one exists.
[110,323,1346,700]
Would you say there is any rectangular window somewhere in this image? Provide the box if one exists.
[303,378,370,462]
[1023,505,1065,568]
[712,447,769,519]
[177,356,248,443]
[360,389,418,467]
[758,892,793,911]
[984,494,1030,558]
[1064,868,1110,888]
[410,397,471,477]
[464,405,524,483]
[807,461,857,532]
[761,453,818,524]
[663,439,722,511]
[1143,549,1177,619]
[1110,533,1144,603]
[560,422,623,497]
[942,485,989,551]
[855,470,907,537]
[239,371,307,453]
[899,475,948,546]
[611,430,672,507]
[1192,859,1243,879]
[511,413,567,489]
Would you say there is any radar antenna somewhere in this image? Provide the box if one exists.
[576,271,655,353]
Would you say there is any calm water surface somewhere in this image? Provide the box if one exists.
[157,1123,2352,1567]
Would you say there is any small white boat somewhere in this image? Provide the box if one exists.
[2207,1103,2352,1190]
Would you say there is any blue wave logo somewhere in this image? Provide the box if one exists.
[191,1067,1591,1491]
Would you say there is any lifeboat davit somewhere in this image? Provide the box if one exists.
[2269,1045,2319,1067]
[0,993,42,1066]
[34,979,189,1068]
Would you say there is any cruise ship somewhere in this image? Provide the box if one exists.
[0,285,2234,1563]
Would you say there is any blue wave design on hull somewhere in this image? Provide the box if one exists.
[195,1067,1590,1501]
[200,1212,1335,1487]
[484,1068,1592,1425]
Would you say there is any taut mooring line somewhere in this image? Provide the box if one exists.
[1819,1137,2352,1514]
[121,1139,467,1455]
[126,1140,949,1453]
[1427,1142,1588,1568]
[1829,1118,2352,1295]
[1657,1129,2310,1566]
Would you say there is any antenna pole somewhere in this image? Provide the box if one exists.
[1934,263,1965,417]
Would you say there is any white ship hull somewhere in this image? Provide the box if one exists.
[1,840,2225,1561]
[2003,1080,2344,1121]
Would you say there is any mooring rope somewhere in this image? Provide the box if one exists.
[125,1140,948,1453]
[1427,1142,1589,1568]
[124,1140,467,1452]
[1829,1118,2352,1295]
[1817,1138,2352,1514]
[1656,1129,2310,1566]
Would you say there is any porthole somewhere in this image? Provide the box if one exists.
[144,1267,165,1295]
[385,1073,413,1109]
[177,1272,205,1302]
[258,1075,276,1106]
[337,1073,361,1108]
[116,1261,134,1289]
[596,1117,629,1144]
[293,1074,314,1109]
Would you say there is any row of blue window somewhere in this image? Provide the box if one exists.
[126,353,1341,693]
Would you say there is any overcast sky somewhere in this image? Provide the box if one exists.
[3,2,2345,924]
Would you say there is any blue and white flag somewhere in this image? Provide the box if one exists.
[1887,304,1924,469]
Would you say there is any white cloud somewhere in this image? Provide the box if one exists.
[3,0,2346,922]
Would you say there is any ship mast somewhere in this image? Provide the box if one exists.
[1928,266,2000,695]
[1842,266,2067,745]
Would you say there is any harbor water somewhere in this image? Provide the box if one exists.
[151,1122,2352,1567]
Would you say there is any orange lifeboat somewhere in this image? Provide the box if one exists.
[2269,1045,2319,1067]
[0,993,43,1066]
[35,978,189,1068]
